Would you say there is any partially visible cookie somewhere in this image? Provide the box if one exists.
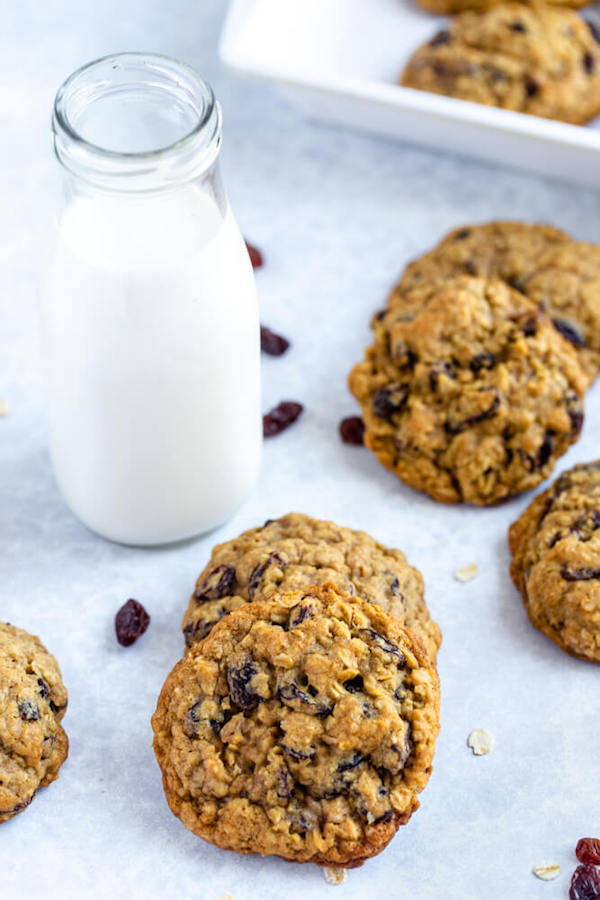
[181,512,441,663]
[392,222,600,385]
[416,0,589,14]
[0,623,68,822]
[401,5,600,125]
[509,461,600,662]
[349,276,586,505]
[154,584,440,867]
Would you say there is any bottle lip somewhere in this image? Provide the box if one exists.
[52,52,222,192]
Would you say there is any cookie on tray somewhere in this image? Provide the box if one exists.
[391,222,600,385]
[181,512,441,663]
[0,623,68,823]
[401,5,600,126]
[509,461,600,663]
[154,583,440,867]
[349,276,586,505]
[416,0,589,15]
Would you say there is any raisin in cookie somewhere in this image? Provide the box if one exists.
[417,0,589,15]
[0,623,68,822]
[181,512,441,662]
[509,461,600,662]
[401,5,600,125]
[391,222,600,385]
[154,584,440,867]
[349,276,586,505]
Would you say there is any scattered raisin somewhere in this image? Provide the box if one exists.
[553,318,587,348]
[533,431,554,470]
[429,361,456,391]
[445,389,500,435]
[454,228,471,240]
[195,565,236,602]
[507,276,525,293]
[566,391,584,436]
[339,416,365,445]
[227,659,263,710]
[393,344,418,370]
[337,753,364,772]
[276,768,291,799]
[343,675,364,693]
[281,744,315,761]
[248,552,282,597]
[360,629,406,667]
[260,325,290,356]
[562,565,600,581]
[374,809,394,825]
[115,598,150,647]
[289,600,314,627]
[277,682,332,717]
[372,384,409,421]
[510,21,526,31]
[263,401,303,437]
[430,29,451,47]
[583,52,596,74]
[470,352,496,373]
[570,865,600,900]
[18,700,39,721]
[525,77,539,97]
[576,839,600,867]
[245,240,263,269]
[37,677,50,700]
[522,316,538,336]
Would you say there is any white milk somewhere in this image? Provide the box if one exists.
[40,188,261,545]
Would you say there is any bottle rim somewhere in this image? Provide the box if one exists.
[52,52,222,191]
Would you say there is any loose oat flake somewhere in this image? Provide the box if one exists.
[533,864,561,881]
[467,728,495,755]
[215,894,233,900]
[0,400,7,417]
[324,868,348,885]
[454,563,478,582]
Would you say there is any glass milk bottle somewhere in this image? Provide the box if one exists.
[40,53,262,545]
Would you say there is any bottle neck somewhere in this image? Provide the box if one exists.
[52,53,223,194]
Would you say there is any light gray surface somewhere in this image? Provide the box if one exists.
[1,2,599,898]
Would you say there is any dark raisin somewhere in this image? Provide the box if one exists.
[226,659,263,710]
[533,431,554,470]
[430,29,451,47]
[277,682,332,717]
[570,864,600,900]
[194,565,236,602]
[245,240,263,269]
[507,276,525,293]
[445,389,500,435]
[576,838,600,866]
[566,391,584,436]
[185,701,203,737]
[115,598,150,647]
[360,629,406,667]
[510,21,526,31]
[374,809,394,825]
[339,416,365,445]
[470,352,496,373]
[561,565,600,582]
[263,401,303,437]
[393,344,418,370]
[41,734,56,758]
[280,744,315,761]
[429,361,456,391]
[276,768,291,799]
[586,19,600,43]
[572,511,600,540]
[260,325,290,356]
[37,677,50,700]
[454,228,471,240]
[372,384,409,421]
[18,700,39,721]
[552,318,587,348]
[583,52,596,74]
[373,309,386,322]
[522,316,538,336]
[248,551,282,597]
[337,753,364,772]
[343,675,364,693]
[525,76,540,97]
[289,600,314,627]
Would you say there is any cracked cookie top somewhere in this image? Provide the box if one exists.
[349,276,586,505]
[391,222,600,385]
[181,512,441,663]
[154,584,440,867]
[401,5,600,126]
[0,623,68,823]
[509,461,600,662]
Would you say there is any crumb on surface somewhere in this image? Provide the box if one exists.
[532,864,560,881]
[454,563,478,582]
[0,400,7,417]
[324,868,348,885]
[467,728,495,755]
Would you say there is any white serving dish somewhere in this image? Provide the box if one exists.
[220,0,600,185]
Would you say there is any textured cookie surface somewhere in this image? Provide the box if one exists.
[349,276,586,505]
[0,623,68,822]
[417,0,589,14]
[182,512,441,662]
[155,584,440,866]
[509,461,600,662]
[401,5,600,125]
[392,222,600,384]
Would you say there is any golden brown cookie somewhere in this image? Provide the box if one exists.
[349,276,586,505]
[391,222,600,385]
[401,5,600,125]
[154,584,440,867]
[0,623,68,822]
[509,461,600,662]
[181,512,441,662]
[417,0,589,15]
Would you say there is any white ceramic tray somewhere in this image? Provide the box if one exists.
[220,0,600,185]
